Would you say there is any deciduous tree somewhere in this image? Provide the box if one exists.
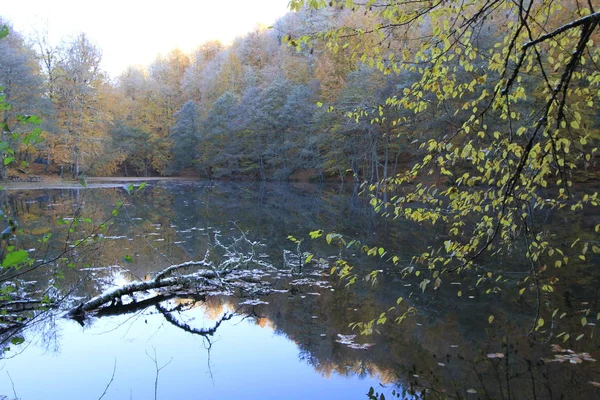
[290,0,600,336]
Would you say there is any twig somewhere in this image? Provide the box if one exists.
[97,359,117,400]
[145,347,173,400]
[7,371,18,400]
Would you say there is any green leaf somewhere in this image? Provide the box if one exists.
[309,230,323,239]
[287,235,300,244]
[16,114,42,125]
[305,253,314,263]
[122,255,133,263]
[2,249,29,268]
[10,336,24,345]
[488,315,494,324]
[0,26,8,40]
[326,233,333,244]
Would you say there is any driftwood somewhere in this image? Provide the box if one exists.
[66,259,273,325]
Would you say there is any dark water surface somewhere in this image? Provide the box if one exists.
[0,180,598,399]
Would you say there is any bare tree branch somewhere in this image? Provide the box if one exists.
[97,359,117,400]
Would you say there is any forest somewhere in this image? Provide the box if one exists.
[1,0,594,184]
[0,0,599,397]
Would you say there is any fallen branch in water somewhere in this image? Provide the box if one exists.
[66,260,273,325]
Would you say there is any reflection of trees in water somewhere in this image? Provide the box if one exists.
[202,272,600,399]
[1,183,598,398]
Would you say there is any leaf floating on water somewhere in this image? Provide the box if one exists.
[551,344,571,353]
[544,350,596,364]
[239,299,269,306]
[347,343,374,350]
[466,389,477,394]
[336,334,357,344]
[589,381,600,388]
[335,333,373,349]
[487,353,505,359]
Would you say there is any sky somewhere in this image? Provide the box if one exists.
[1,0,292,77]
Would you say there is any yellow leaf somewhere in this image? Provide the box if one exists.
[536,317,544,329]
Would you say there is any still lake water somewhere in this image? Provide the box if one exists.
[0,180,598,399]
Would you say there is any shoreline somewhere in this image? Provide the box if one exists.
[1,176,202,190]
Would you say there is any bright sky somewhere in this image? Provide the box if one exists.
[1,0,292,77]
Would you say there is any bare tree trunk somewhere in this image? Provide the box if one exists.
[1,111,10,181]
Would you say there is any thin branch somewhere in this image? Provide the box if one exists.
[145,347,173,400]
[521,12,600,51]
[7,371,18,400]
[97,359,117,400]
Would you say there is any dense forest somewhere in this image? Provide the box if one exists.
[0,2,599,396]
[2,1,595,183]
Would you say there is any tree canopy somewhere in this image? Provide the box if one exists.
[285,0,599,335]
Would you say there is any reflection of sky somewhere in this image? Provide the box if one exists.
[0,307,383,399]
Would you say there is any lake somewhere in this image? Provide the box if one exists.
[0,180,598,399]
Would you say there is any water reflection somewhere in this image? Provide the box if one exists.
[0,181,598,399]
[2,307,384,399]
